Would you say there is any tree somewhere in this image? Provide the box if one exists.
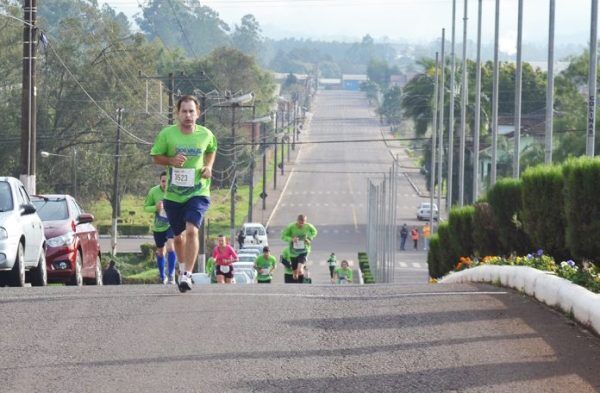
[231,14,263,58]
[379,86,402,127]
[135,0,230,57]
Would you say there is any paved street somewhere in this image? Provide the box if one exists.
[3,91,599,392]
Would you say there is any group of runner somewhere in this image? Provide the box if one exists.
[145,95,353,291]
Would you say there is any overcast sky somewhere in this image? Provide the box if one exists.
[105,0,592,50]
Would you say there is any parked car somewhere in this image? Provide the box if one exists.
[238,254,256,263]
[238,248,260,257]
[232,262,257,281]
[241,223,268,246]
[240,244,263,254]
[0,177,47,287]
[232,270,253,284]
[31,194,102,286]
[416,202,439,221]
[191,272,211,285]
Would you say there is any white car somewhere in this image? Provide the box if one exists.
[232,262,257,281]
[241,223,268,247]
[191,272,211,285]
[417,202,439,221]
[0,177,47,287]
[232,270,253,284]
[238,254,256,263]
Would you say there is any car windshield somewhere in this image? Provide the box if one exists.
[31,198,69,221]
[0,182,13,211]
[245,227,265,236]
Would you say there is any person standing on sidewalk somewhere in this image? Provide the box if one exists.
[399,224,409,251]
[143,171,177,284]
[411,227,419,250]
[254,246,277,284]
[281,214,318,282]
[151,95,217,292]
[327,252,337,282]
[422,223,431,251]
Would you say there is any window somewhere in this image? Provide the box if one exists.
[31,198,69,221]
[0,182,13,211]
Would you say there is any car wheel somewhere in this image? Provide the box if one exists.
[31,249,47,287]
[68,251,83,287]
[93,255,103,286]
[9,243,26,287]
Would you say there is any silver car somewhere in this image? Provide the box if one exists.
[0,177,47,286]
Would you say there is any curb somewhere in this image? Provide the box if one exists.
[439,265,600,336]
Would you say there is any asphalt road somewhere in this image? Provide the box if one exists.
[4,91,599,392]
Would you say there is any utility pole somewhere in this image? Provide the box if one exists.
[248,105,257,222]
[513,0,524,178]
[286,105,291,162]
[273,111,278,190]
[292,100,297,151]
[430,52,439,231]
[588,0,598,156]
[438,28,446,224]
[280,108,285,175]
[111,108,123,257]
[197,92,207,273]
[20,0,38,195]
[458,0,468,207]
[72,147,77,199]
[262,119,268,212]
[230,104,237,244]
[168,72,175,125]
[447,0,457,208]
[545,0,556,164]
[491,0,500,186]
[473,0,483,202]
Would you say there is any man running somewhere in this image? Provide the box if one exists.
[327,252,337,283]
[281,214,317,282]
[143,171,177,284]
[334,260,353,284]
[151,95,217,292]
[254,246,276,284]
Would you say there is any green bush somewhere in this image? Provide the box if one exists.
[118,224,150,236]
[487,178,531,255]
[448,206,475,260]
[357,252,375,284]
[140,243,156,261]
[472,202,501,257]
[562,157,600,265]
[437,222,456,276]
[97,224,111,235]
[521,165,569,260]
[427,234,442,278]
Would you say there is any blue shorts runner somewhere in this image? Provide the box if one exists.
[163,196,210,236]
[153,228,174,248]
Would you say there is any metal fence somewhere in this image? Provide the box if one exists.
[366,161,398,283]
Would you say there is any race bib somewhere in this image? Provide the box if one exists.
[293,240,306,251]
[220,265,230,274]
[172,167,195,187]
[260,268,270,275]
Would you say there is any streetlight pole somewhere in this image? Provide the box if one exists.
[111,108,123,257]
[588,0,598,156]
[545,0,556,164]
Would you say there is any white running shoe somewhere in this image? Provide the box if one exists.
[178,273,192,293]
[162,276,169,285]
[167,276,176,285]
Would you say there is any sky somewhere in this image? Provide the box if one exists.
[104,0,592,51]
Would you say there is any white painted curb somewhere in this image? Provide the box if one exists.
[439,265,600,336]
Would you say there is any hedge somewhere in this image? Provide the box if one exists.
[521,165,569,260]
[436,222,456,276]
[448,206,475,261]
[487,178,531,255]
[562,157,600,265]
[427,234,442,278]
[97,224,150,236]
[357,252,375,284]
[472,202,501,257]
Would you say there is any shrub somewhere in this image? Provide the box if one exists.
[118,224,150,236]
[521,165,569,261]
[357,252,375,284]
[472,202,501,257]
[437,222,456,276]
[448,206,475,260]
[427,234,442,278]
[487,178,531,255]
[562,157,600,266]
[140,243,156,261]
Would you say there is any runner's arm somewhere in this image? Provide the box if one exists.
[201,151,216,178]
[143,192,156,213]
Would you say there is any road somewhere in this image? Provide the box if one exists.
[2,91,599,392]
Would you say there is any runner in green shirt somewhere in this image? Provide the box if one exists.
[281,214,317,282]
[143,172,176,284]
[150,95,217,293]
[334,260,353,284]
[280,247,295,283]
[327,252,337,283]
[254,246,277,283]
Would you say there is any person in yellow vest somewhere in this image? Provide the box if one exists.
[423,223,431,251]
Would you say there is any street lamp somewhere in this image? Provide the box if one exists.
[40,148,77,198]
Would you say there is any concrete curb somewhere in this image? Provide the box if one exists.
[439,265,600,336]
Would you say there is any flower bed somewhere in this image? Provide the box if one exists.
[450,250,600,294]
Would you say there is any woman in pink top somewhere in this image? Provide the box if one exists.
[212,234,238,284]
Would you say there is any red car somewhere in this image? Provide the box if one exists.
[31,195,102,286]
